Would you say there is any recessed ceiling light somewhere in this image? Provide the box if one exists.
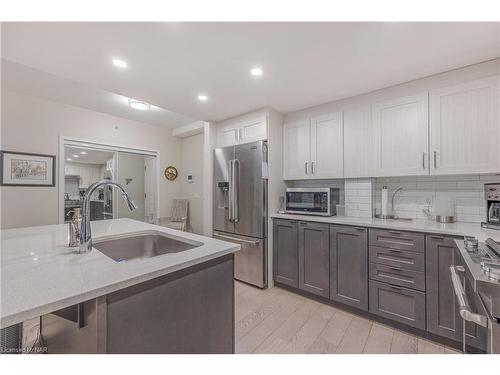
[73,154,79,158]
[128,99,151,111]
[112,59,127,69]
[250,67,263,77]
[80,151,87,155]
[66,158,72,161]
[198,94,208,102]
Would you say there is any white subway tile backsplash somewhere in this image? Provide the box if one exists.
[373,174,498,223]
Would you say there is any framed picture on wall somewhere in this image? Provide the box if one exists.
[0,151,56,187]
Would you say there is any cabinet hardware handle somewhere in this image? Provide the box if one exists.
[305,162,308,175]
[429,235,445,240]
[389,285,403,291]
[387,248,402,253]
[388,231,401,235]
[353,227,365,231]
[389,267,403,272]
[422,152,426,169]
[311,161,315,174]
[433,151,437,169]
[300,222,308,226]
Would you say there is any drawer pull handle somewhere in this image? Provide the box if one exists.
[354,227,366,231]
[429,235,445,240]
[389,267,402,272]
[388,231,401,236]
[389,285,403,291]
[388,248,402,253]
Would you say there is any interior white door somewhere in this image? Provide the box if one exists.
[373,93,429,177]
[343,106,373,178]
[283,119,310,179]
[239,116,267,144]
[430,76,500,175]
[310,112,344,178]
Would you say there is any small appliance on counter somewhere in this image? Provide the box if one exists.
[285,187,340,216]
[481,183,500,231]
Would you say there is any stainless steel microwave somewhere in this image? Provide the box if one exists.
[285,188,340,216]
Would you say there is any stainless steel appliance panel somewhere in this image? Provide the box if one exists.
[213,146,235,234]
[213,231,267,288]
[234,141,267,238]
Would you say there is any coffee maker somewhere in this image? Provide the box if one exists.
[482,183,500,230]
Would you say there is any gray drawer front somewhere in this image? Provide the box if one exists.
[369,229,424,253]
[369,280,426,329]
[369,263,426,292]
[369,246,425,272]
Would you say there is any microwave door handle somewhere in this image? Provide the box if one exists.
[228,160,233,222]
[233,159,240,223]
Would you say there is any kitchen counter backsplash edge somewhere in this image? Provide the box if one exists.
[270,213,500,242]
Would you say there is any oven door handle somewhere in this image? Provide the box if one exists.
[449,266,488,328]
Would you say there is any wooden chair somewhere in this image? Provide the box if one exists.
[159,198,189,231]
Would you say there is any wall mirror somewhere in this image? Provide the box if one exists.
[60,138,159,225]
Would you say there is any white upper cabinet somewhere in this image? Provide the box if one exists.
[372,93,429,177]
[343,106,373,178]
[310,112,344,178]
[430,76,500,175]
[217,115,267,147]
[283,119,310,179]
[217,125,239,148]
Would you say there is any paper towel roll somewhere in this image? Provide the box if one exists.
[381,186,388,217]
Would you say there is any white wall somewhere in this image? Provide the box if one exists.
[1,89,183,229]
[180,133,204,234]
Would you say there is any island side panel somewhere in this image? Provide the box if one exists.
[106,254,235,354]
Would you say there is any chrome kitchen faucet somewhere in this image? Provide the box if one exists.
[79,179,137,254]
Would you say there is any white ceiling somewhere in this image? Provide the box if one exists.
[65,146,115,164]
[2,22,500,123]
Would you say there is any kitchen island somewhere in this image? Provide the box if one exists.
[1,219,240,353]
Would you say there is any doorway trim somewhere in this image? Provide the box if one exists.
[58,136,161,224]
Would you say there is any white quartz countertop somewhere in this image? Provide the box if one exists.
[271,213,500,242]
[1,219,240,327]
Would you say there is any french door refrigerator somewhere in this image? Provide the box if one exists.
[213,140,268,288]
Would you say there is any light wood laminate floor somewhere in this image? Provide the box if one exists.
[235,281,461,354]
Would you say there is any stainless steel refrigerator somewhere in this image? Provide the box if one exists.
[213,140,267,288]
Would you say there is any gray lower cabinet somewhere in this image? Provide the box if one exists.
[426,235,462,341]
[298,221,330,297]
[330,225,368,310]
[273,219,299,287]
[369,280,426,329]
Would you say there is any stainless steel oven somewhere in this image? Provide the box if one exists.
[452,238,500,354]
[285,188,339,216]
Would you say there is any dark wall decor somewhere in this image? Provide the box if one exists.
[0,151,56,187]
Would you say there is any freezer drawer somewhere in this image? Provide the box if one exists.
[213,231,267,288]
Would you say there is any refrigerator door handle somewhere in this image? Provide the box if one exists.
[228,160,234,222]
[233,159,240,223]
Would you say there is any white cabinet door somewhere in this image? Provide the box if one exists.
[239,116,267,144]
[430,76,500,175]
[217,126,239,148]
[373,93,429,177]
[65,164,80,176]
[310,112,344,178]
[343,106,373,178]
[283,119,310,179]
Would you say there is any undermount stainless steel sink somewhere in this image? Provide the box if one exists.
[93,230,203,262]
